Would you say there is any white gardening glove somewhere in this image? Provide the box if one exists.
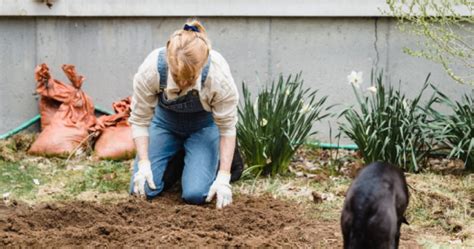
[206,171,232,209]
[133,159,156,196]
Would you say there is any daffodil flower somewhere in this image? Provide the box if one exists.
[347,71,363,88]
[367,86,377,93]
[402,99,409,111]
[300,103,312,114]
[260,118,268,127]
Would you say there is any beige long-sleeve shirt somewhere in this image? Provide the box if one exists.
[129,48,239,138]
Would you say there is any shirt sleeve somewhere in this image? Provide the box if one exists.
[208,51,239,137]
[129,49,161,138]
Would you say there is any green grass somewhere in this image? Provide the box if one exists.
[0,160,45,199]
[66,161,131,195]
[0,158,132,203]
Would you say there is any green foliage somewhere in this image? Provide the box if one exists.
[386,0,474,85]
[66,161,131,194]
[237,73,331,177]
[427,87,474,171]
[339,71,435,172]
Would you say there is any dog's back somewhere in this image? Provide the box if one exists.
[341,162,409,249]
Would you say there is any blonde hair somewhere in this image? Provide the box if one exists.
[167,20,211,89]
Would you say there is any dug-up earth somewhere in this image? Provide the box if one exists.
[0,134,473,248]
[1,193,421,248]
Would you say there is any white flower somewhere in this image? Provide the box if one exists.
[300,103,312,114]
[402,99,409,111]
[347,71,363,88]
[33,179,40,185]
[367,86,377,93]
[285,88,290,96]
[260,118,268,127]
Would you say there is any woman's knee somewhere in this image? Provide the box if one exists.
[181,188,207,205]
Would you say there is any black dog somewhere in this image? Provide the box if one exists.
[341,162,409,249]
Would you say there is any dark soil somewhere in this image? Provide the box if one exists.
[0,193,338,248]
[0,192,422,248]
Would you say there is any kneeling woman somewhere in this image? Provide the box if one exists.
[129,20,238,209]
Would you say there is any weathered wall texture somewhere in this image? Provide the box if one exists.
[0,17,471,142]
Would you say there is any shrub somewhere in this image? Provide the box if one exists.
[237,73,331,177]
[386,0,474,85]
[428,86,474,171]
[339,71,435,172]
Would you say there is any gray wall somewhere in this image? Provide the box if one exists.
[0,17,471,143]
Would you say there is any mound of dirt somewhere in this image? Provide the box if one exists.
[0,193,341,247]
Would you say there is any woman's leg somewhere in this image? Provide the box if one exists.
[129,126,183,199]
[181,125,220,204]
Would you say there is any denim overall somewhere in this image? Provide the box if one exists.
[130,48,218,204]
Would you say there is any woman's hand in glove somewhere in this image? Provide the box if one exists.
[206,171,232,209]
[133,159,156,196]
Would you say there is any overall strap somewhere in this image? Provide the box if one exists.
[157,48,168,90]
[201,55,211,86]
[157,48,212,90]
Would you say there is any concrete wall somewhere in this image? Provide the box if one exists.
[0,17,472,143]
[1,0,470,16]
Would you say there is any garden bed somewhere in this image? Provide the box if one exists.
[0,134,472,247]
[0,192,427,248]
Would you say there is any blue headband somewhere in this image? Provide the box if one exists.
[183,24,200,32]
